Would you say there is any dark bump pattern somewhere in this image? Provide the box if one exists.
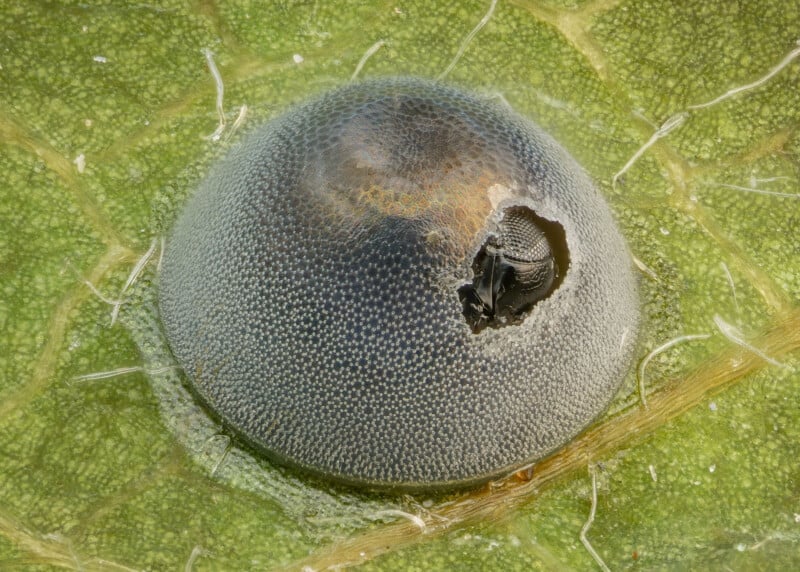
[159,77,639,490]
[498,207,552,263]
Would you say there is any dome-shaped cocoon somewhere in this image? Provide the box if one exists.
[159,77,638,490]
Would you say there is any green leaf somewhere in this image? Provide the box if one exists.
[1,0,798,570]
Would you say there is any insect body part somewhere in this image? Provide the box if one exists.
[459,206,566,333]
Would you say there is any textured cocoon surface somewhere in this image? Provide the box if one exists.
[159,77,639,490]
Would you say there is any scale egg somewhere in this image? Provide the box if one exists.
[159,77,639,490]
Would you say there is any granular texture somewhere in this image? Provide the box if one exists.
[159,77,639,490]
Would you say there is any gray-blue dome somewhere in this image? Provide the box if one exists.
[158,77,639,490]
